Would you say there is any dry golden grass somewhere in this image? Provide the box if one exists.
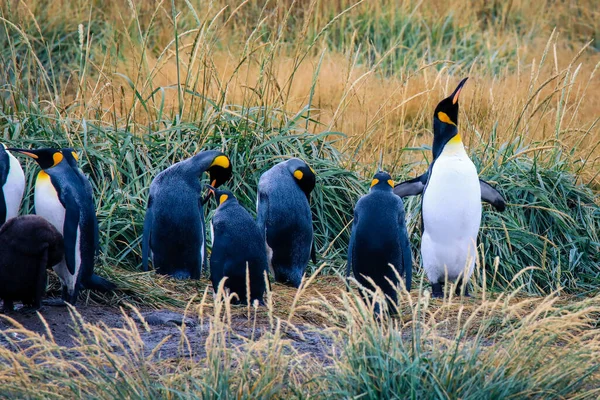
[4,0,599,184]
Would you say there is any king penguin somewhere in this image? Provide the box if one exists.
[9,147,115,304]
[347,171,412,313]
[256,158,316,288]
[1,144,25,226]
[142,150,232,279]
[207,186,268,305]
[0,215,64,312]
[393,78,506,297]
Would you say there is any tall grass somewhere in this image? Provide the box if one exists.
[0,282,598,398]
[0,0,598,301]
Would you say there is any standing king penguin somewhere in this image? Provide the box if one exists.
[142,150,232,279]
[257,158,316,288]
[9,147,115,304]
[1,144,25,226]
[393,78,506,297]
[347,171,412,312]
[208,186,268,305]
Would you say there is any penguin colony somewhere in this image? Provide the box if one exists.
[0,78,505,313]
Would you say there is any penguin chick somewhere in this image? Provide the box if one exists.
[256,158,316,288]
[208,186,268,305]
[347,171,412,314]
[0,215,64,312]
[1,144,25,226]
[142,150,232,279]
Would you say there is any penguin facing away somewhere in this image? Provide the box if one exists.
[0,215,64,312]
[142,150,232,279]
[256,158,316,288]
[207,186,268,305]
[393,78,506,297]
[0,144,25,226]
[9,147,115,305]
[347,171,412,312]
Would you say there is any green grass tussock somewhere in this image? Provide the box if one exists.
[0,287,598,399]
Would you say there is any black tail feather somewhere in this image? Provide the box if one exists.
[84,274,117,292]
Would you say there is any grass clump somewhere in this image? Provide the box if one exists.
[314,287,600,399]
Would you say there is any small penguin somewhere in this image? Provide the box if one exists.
[142,150,232,279]
[256,158,316,288]
[393,78,505,297]
[0,144,25,226]
[0,215,64,312]
[207,186,268,305]
[347,171,412,312]
[9,147,115,304]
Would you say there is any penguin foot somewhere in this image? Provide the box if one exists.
[454,280,470,297]
[42,298,67,307]
[431,283,444,298]
[18,306,42,315]
[2,300,15,313]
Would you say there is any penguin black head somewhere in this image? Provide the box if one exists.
[205,185,236,207]
[8,147,64,169]
[370,171,394,191]
[432,77,468,159]
[287,159,316,196]
[207,153,232,189]
[62,148,80,168]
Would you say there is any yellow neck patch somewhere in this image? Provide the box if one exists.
[438,111,456,126]
[370,178,379,187]
[211,155,230,169]
[71,151,79,161]
[52,152,63,166]
[37,170,50,181]
[294,170,304,180]
[387,179,394,187]
[448,134,462,144]
[219,194,229,205]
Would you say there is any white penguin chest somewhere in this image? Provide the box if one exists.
[2,153,25,219]
[422,142,482,240]
[35,171,66,233]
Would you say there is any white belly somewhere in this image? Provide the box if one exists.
[421,146,481,283]
[35,173,81,294]
[2,153,25,220]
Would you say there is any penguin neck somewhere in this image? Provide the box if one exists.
[438,133,466,158]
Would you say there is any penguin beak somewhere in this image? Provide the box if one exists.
[202,184,216,206]
[450,77,468,105]
[7,148,39,159]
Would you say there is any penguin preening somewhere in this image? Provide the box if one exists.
[9,147,115,305]
[0,215,64,312]
[393,78,506,297]
[142,150,232,279]
[347,171,412,313]
[207,186,268,305]
[0,144,25,226]
[257,158,316,288]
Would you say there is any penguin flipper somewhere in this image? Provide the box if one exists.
[310,240,317,264]
[479,179,506,212]
[63,197,81,276]
[141,196,153,271]
[256,191,269,240]
[393,173,428,197]
[398,206,412,292]
[0,189,6,225]
[0,157,7,224]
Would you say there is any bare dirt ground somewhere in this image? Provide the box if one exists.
[0,277,344,361]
